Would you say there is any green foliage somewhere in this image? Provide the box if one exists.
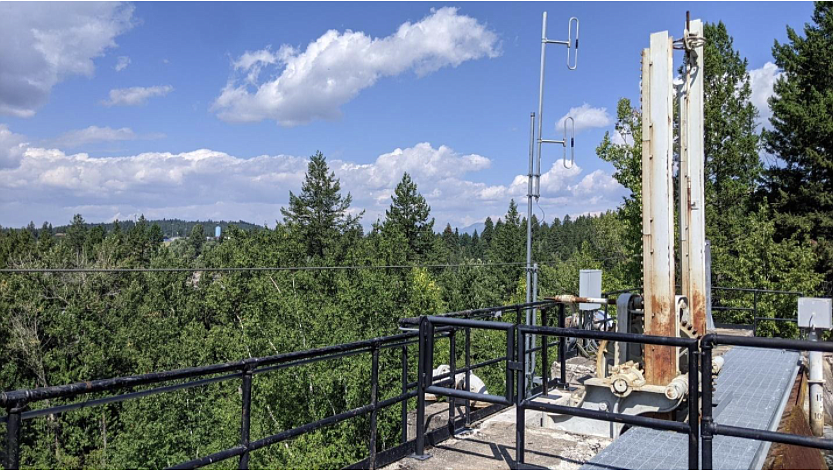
[764,2,833,284]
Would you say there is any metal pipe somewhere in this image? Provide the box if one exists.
[423,386,512,407]
[448,330,456,436]
[687,347,699,470]
[526,112,536,395]
[548,295,614,305]
[516,327,526,466]
[521,399,691,434]
[414,318,427,458]
[401,345,408,445]
[809,330,824,436]
[712,423,833,450]
[535,12,548,198]
[530,263,539,392]
[559,304,567,387]
[239,365,253,469]
[5,403,22,470]
[701,340,714,470]
[369,346,380,469]
[465,327,472,428]
[542,308,549,397]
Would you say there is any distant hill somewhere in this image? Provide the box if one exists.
[50,218,262,238]
[459,222,486,235]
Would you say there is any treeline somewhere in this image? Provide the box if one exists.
[9,218,262,240]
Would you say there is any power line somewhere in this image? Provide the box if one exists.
[0,261,543,274]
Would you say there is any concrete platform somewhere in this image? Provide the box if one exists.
[387,419,612,470]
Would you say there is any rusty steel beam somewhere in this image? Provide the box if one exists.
[641,32,677,386]
[680,20,707,333]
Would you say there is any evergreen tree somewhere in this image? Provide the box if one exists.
[701,22,762,244]
[764,2,833,280]
[382,173,434,261]
[281,152,362,259]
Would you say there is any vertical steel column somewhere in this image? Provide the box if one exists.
[541,308,549,396]
[239,364,253,470]
[447,330,457,436]
[5,402,23,470]
[369,345,380,469]
[753,291,759,326]
[559,303,567,387]
[401,344,408,444]
[687,347,700,470]
[526,112,536,395]
[516,327,526,467]
[701,341,714,469]
[685,19,708,336]
[414,317,429,459]
[465,327,472,428]
[641,32,677,386]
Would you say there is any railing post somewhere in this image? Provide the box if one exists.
[558,303,567,387]
[506,325,515,404]
[516,327,526,468]
[5,402,24,470]
[753,290,759,325]
[447,329,457,436]
[369,344,380,469]
[401,344,408,445]
[413,317,431,460]
[687,346,699,470]
[465,327,472,428]
[701,338,714,470]
[239,364,253,469]
[541,308,549,396]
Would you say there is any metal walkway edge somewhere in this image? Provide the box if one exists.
[582,347,801,470]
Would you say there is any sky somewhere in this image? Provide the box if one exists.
[0,1,815,230]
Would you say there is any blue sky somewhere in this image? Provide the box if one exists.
[0,2,814,229]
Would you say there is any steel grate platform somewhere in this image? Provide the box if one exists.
[582,346,801,470]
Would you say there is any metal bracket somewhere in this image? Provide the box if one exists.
[508,361,524,371]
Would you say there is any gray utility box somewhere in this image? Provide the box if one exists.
[579,269,602,311]
[798,297,833,330]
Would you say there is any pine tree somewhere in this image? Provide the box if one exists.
[382,173,434,261]
[701,22,762,243]
[764,2,833,280]
[281,152,362,259]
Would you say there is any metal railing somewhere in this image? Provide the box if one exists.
[414,306,701,469]
[700,333,833,469]
[5,298,833,470]
[1,302,543,470]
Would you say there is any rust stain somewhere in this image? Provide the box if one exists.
[764,370,827,469]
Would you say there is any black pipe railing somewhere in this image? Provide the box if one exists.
[700,333,833,469]
[416,310,701,469]
[1,301,545,470]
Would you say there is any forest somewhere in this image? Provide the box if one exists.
[0,4,831,469]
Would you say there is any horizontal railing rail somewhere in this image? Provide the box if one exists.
[1,301,549,471]
[701,333,833,469]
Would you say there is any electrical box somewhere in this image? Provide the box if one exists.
[798,297,833,330]
[579,269,602,311]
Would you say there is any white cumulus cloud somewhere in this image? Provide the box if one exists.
[749,62,781,129]
[0,124,626,229]
[212,7,501,126]
[556,104,612,134]
[0,2,134,117]
[115,56,131,72]
[50,126,140,148]
[103,85,174,107]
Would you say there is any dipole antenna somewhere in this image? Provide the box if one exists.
[526,11,580,394]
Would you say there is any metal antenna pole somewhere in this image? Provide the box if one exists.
[526,11,579,393]
[526,112,536,393]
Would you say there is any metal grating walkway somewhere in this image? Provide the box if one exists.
[582,346,801,470]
